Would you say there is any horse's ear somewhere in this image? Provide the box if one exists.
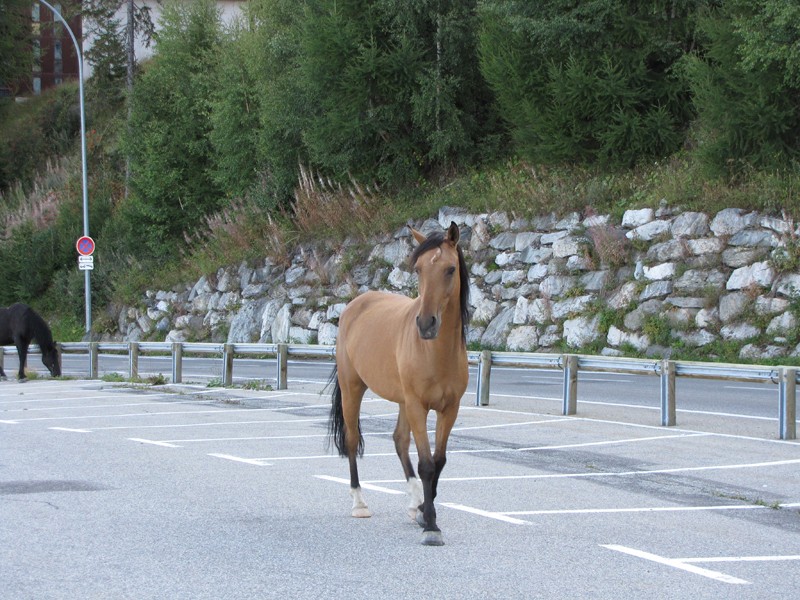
[446,221,460,245]
[411,228,426,245]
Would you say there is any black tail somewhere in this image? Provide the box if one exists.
[327,365,363,457]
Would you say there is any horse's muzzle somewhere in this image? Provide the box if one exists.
[416,315,439,340]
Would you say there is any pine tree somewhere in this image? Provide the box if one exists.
[478,0,699,167]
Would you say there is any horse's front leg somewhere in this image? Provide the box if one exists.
[406,403,446,545]
[14,339,28,381]
[430,403,459,505]
[393,405,423,520]
[415,402,459,546]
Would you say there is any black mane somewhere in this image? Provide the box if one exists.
[28,307,55,351]
[410,231,470,344]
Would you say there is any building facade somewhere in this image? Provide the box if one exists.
[30,2,83,95]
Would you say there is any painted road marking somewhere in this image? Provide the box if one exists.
[315,475,405,496]
[679,554,800,563]
[437,457,800,483]
[128,438,181,448]
[0,400,217,413]
[123,417,570,445]
[0,393,164,405]
[503,502,800,516]
[209,428,698,465]
[475,393,779,422]
[439,503,530,525]
[602,544,751,585]
[49,427,92,433]
[208,453,271,466]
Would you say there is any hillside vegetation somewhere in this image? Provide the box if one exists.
[0,0,798,341]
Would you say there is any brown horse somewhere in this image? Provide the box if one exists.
[328,222,469,546]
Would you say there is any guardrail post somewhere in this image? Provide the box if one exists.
[89,342,99,379]
[477,349,492,406]
[562,354,577,416]
[660,359,676,427]
[277,343,288,390]
[172,343,183,384]
[779,368,796,440]
[129,342,139,380]
[222,344,234,386]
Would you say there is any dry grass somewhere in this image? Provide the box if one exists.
[0,158,69,239]
[292,164,392,238]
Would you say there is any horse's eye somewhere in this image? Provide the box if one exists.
[446,266,456,276]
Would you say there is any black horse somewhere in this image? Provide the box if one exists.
[0,303,61,381]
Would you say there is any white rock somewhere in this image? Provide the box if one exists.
[726,261,776,290]
[563,315,601,348]
[644,262,676,280]
[622,208,655,228]
[507,326,539,351]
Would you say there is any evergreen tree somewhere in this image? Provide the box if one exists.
[478,0,700,167]
[685,0,800,175]
[121,0,223,259]
[83,0,128,110]
[0,0,33,96]
[298,0,497,186]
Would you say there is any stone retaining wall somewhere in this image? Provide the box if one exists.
[111,206,800,361]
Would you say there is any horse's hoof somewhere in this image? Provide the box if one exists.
[18,377,28,383]
[407,507,418,521]
[351,507,372,518]
[0,375,7,381]
[415,511,427,528]
[421,530,444,546]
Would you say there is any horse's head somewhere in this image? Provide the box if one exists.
[41,344,61,377]
[410,222,464,340]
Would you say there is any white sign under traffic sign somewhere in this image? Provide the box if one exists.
[78,255,94,271]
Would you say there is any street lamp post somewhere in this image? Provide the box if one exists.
[39,0,91,334]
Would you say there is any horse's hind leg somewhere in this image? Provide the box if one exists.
[393,405,423,520]
[341,379,371,518]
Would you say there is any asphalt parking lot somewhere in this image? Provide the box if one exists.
[2,377,799,599]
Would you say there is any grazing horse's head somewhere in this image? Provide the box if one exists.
[41,344,61,377]
[410,222,467,341]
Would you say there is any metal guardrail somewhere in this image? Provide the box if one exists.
[473,350,796,441]
[2,342,796,440]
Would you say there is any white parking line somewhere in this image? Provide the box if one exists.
[439,502,531,525]
[49,427,92,433]
[89,416,331,432]
[128,438,181,448]
[444,432,710,457]
[601,544,751,585]
[357,457,800,485]
[0,400,216,413]
[477,393,779,422]
[318,471,800,527]
[208,453,271,466]
[679,554,800,563]
[315,475,405,496]
[132,417,569,445]
[503,502,800,516]
[0,393,159,405]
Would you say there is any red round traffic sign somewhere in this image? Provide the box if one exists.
[76,235,95,256]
